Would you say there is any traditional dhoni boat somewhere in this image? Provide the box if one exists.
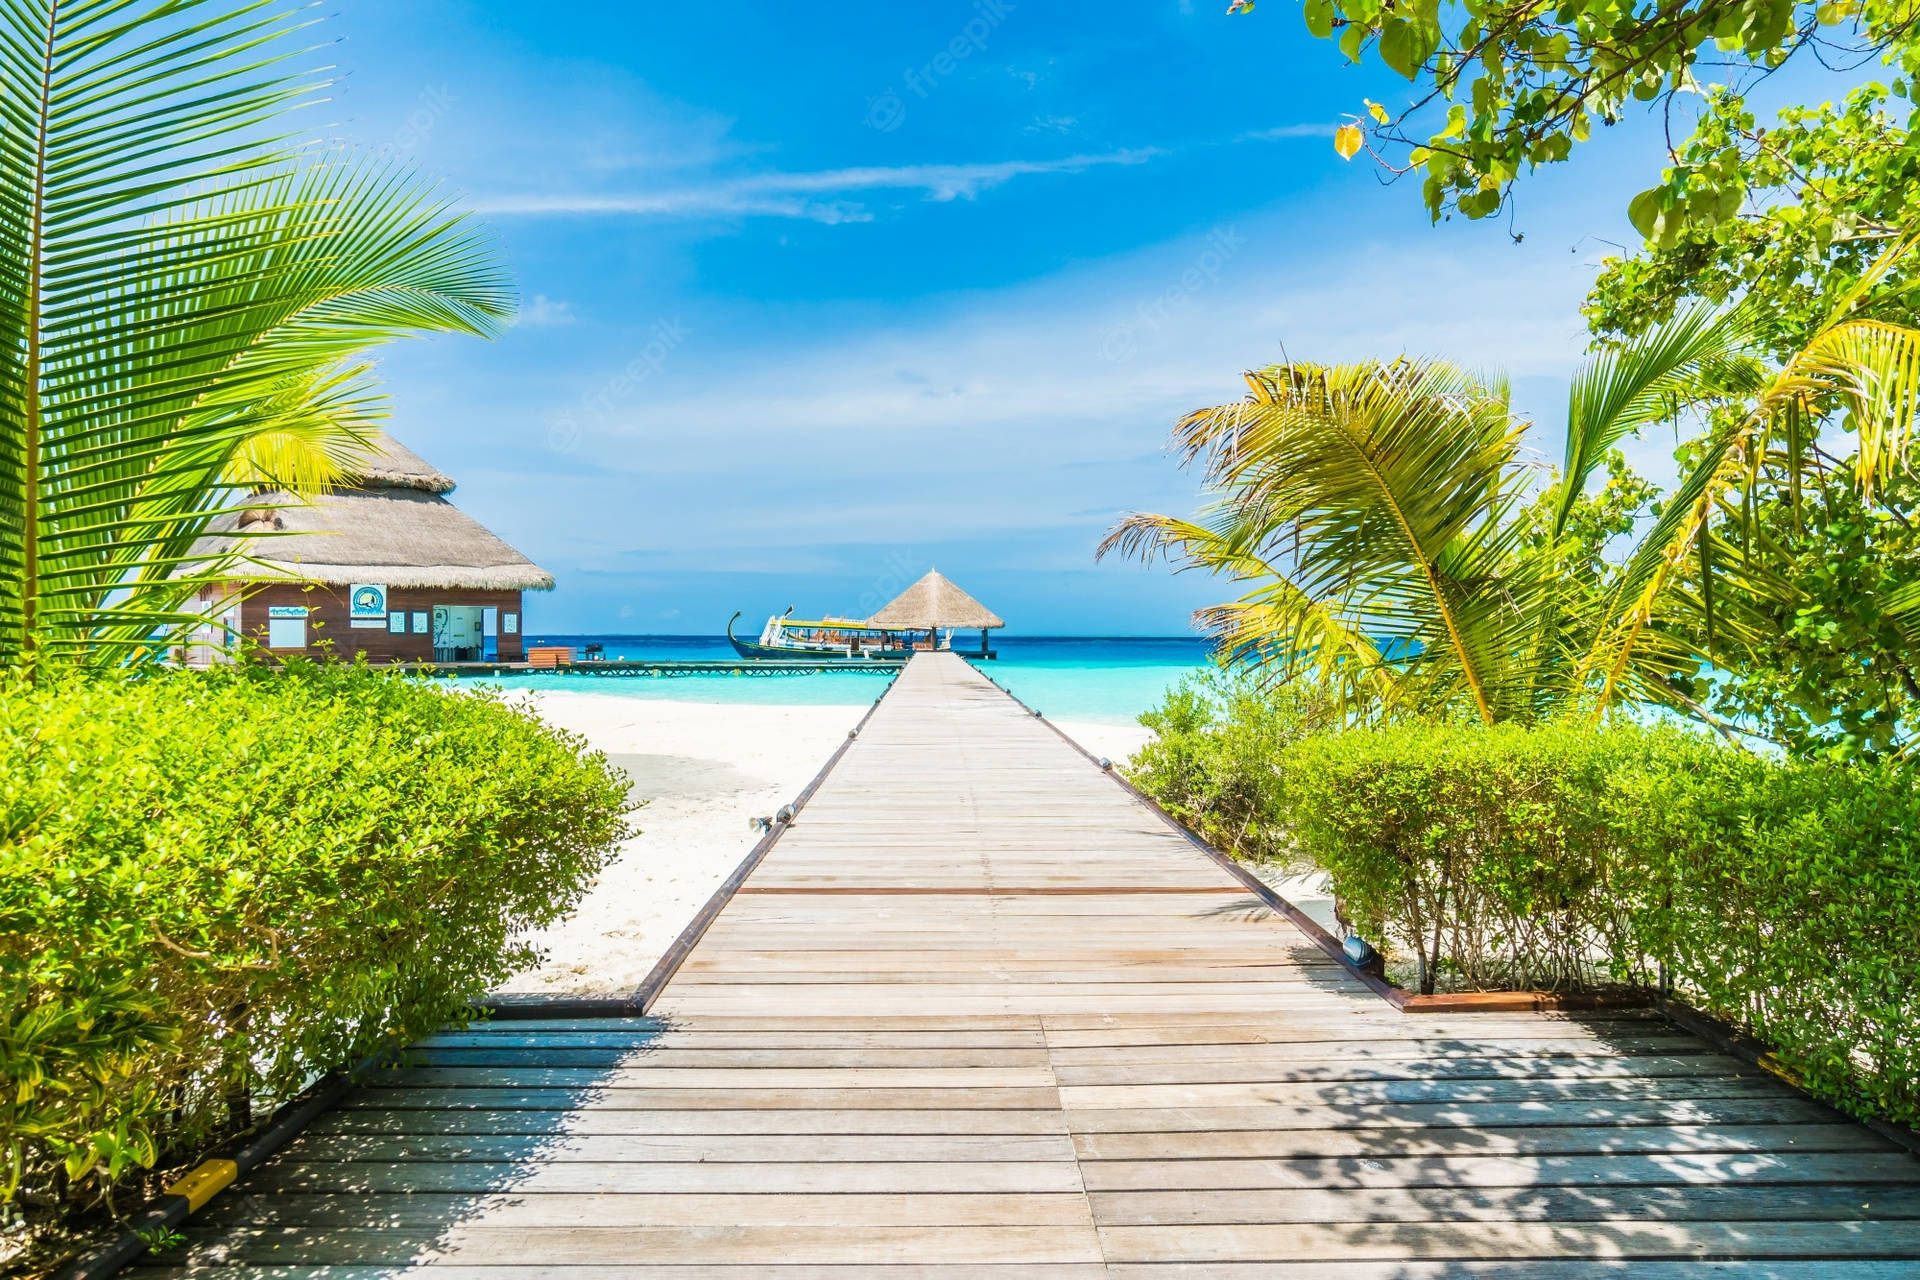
[727,570,1004,661]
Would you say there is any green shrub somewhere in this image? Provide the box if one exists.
[1613,746,1920,1126]
[1284,722,1650,994]
[1125,670,1327,867]
[0,662,630,1221]
[1280,721,1920,1127]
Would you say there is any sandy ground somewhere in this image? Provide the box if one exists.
[496,692,867,996]
[493,692,1280,997]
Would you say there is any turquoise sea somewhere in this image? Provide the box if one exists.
[502,635,1213,725]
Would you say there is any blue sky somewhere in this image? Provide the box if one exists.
[316,2,1792,635]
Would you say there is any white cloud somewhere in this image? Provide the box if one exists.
[1240,123,1339,140]
[508,294,577,327]
[476,149,1165,220]
[506,208,1601,559]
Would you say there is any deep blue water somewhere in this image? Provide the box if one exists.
[503,634,1213,722]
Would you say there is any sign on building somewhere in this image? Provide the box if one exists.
[348,583,388,629]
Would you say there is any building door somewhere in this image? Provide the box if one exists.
[431,605,485,662]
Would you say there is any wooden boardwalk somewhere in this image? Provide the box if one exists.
[139,652,1920,1276]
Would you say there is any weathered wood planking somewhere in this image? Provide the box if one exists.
[135,652,1920,1275]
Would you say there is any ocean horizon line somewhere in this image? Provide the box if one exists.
[525,632,1210,643]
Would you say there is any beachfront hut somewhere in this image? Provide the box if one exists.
[869,570,1005,656]
[191,433,553,665]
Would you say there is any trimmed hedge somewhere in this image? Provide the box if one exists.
[1282,722,1920,1128]
[1283,723,1645,995]
[0,663,630,1220]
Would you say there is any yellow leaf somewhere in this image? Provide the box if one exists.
[1365,99,1390,124]
[1334,124,1364,160]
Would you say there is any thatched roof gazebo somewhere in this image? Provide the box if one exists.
[869,570,1004,656]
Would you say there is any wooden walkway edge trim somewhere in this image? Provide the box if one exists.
[1657,996,1920,1159]
[632,684,897,1012]
[974,671,1648,1016]
[56,1062,369,1280]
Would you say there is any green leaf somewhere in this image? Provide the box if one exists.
[1379,17,1421,79]
[1627,187,1664,238]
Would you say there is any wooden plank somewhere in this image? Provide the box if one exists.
[1058,1097,1844,1132]
[1088,1183,1920,1224]
[405,1047,1057,1068]
[1096,1220,1920,1262]
[1099,1266,1920,1280]
[310,1106,1071,1136]
[243,1160,1093,1195]
[1059,1076,1799,1109]
[195,1191,1098,1228]
[1074,1151,1920,1191]
[364,1065,1060,1089]
[336,1085,1068,1111]
[138,1267,1112,1279]
[154,1224,1107,1266]
[284,1131,1079,1162]
[1071,1123,1890,1159]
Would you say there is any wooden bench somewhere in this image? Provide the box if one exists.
[524,645,573,669]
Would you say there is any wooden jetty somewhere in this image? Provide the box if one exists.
[134,652,1920,1275]
[421,658,902,679]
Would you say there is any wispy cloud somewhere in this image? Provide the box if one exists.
[1239,123,1339,140]
[477,148,1165,221]
[508,294,577,327]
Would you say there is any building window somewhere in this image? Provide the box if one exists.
[411,611,428,634]
[503,612,519,635]
[388,611,407,634]
[266,607,307,650]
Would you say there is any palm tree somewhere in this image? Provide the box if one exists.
[0,0,514,670]
[1106,238,1920,733]
[1099,306,1749,725]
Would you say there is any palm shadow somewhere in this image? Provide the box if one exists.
[1084,892,1920,1270]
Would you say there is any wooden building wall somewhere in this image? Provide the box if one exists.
[239,583,527,663]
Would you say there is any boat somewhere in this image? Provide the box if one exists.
[727,609,913,661]
[726,571,1005,662]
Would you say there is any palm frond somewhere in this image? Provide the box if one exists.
[1580,239,1920,711]
[1556,303,1753,538]
[1098,509,1399,716]
[1113,358,1571,724]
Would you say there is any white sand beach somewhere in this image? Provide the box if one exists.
[496,686,1155,997]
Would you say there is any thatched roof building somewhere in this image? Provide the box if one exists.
[206,434,553,591]
[869,570,1004,630]
[196,433,550,665]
